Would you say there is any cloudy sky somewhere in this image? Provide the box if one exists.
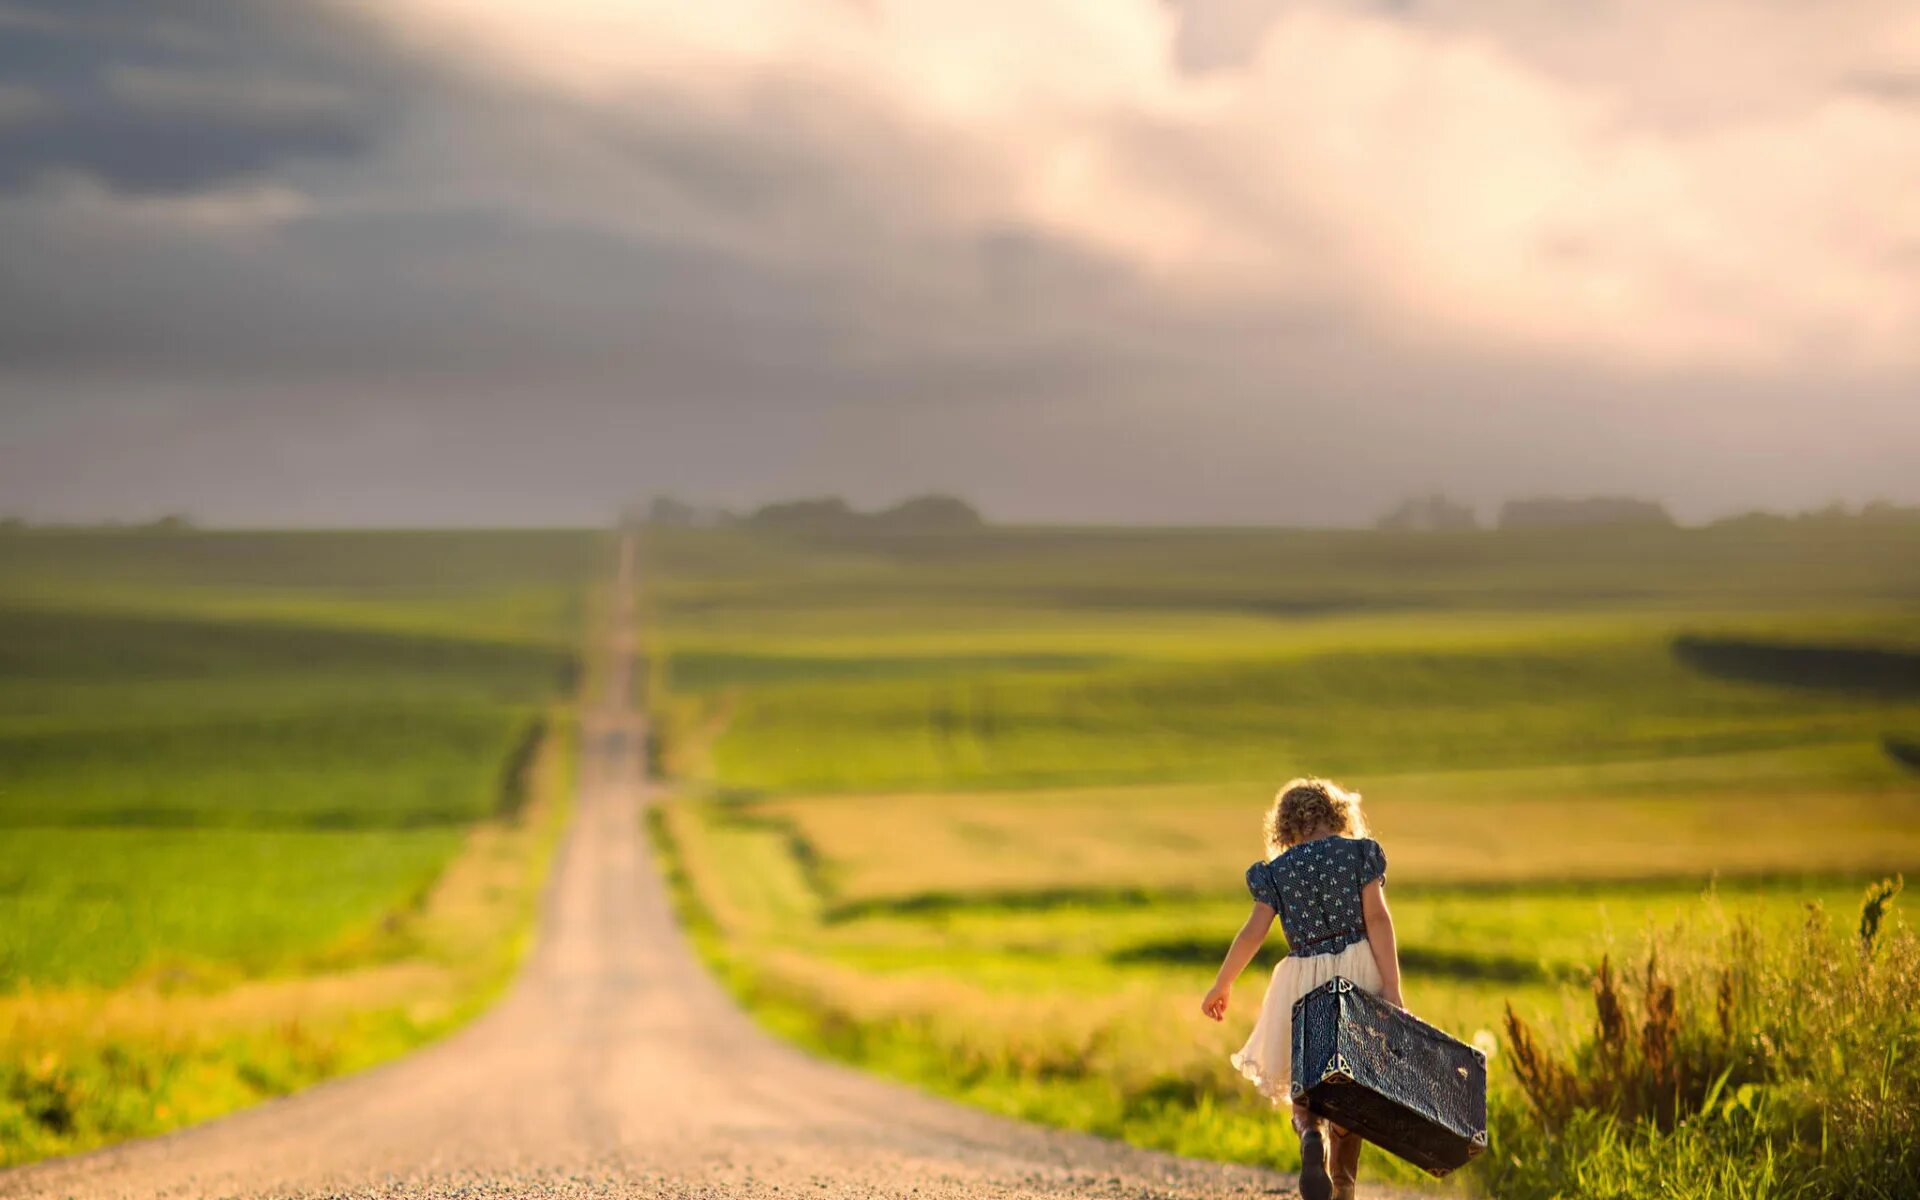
[1,0,1917,526]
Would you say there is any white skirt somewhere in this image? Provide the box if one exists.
[1231,937,1384,1105]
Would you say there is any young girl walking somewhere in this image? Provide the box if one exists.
[1201,778,1405,1200]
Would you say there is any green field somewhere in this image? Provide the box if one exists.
[644,518,1920,1196]
[0,529,597,1160]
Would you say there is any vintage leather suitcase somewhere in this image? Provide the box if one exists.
[1290,977,1489,1176]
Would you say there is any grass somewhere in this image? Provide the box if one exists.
[757,751,1920,908]
[641,518,1920,1195]
[657,787,1907,1189]
[0,532,595,980]
[0,528,598,1163]
[0,527,593,647]
[1491,885,1920,1199]
[0,828,462,989]
[695,632,1920,793]
[646,521,1920,794]
[0,713,575,1163]
[0,708,576,1165]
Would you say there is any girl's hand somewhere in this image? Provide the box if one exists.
[1201,983,1231,1021]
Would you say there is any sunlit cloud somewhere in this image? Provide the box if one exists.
[357,0,1920,372]
[0,0,1916,524]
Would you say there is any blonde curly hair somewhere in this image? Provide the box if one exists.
[1264,777,1368,854]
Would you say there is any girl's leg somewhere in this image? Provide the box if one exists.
[1292,1105,1333,1200]
[1327,1123,1363,1200]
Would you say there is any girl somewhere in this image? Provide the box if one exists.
[1201,778,1404,1200]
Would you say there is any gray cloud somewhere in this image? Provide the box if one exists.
[0,0,400,190]
[0,83,51,125]
[0,0,1916,526]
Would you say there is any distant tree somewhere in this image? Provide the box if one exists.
[0,516,25,533]
[647,495,699,526]
[1376,494,1479,532]
[871,494,985,532]
[742,494,986,535]
[644,495,737,527]
[1706,509,1786,529]
[746,496,859,531]
[1859,499,1920,523]
[143,513,194,533]
[1497,496,1674,530]
[1803,501,1854,522]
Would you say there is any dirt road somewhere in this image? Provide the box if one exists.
[1,536,1307,1200]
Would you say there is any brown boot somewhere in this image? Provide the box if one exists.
[1293,1109,1332,1200]
[1327,1123,1363,1200]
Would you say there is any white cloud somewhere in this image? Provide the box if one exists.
[353,0,1920,374]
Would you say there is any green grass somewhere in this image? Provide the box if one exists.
[644,521,1920,626]
[0,527,593,647]
[642,518,1920,1195]
[0,828,463,988]
[2,1001,466,1166]
[0,528,596,1164]
[0,728,576,1165]
[1490,888,1920,1199]
[0,530,596,985]
[646,521,1920,794]
[705,637,1919,792]
[4,701,545,832]
[660,789,1911,1190]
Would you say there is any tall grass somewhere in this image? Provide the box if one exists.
[1494,880,1918,1199]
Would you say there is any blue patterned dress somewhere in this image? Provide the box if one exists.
[1230,836,1389,1103]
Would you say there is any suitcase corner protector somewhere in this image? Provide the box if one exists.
[1317,1053,1353,1084]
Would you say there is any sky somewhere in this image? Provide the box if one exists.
[1,0,1917,527]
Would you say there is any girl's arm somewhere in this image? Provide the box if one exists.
[1201,902,1277,1021]
[1361,879,1405,1009]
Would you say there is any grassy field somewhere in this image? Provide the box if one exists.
[0,528,598,1162]
[642,518,1920,1195]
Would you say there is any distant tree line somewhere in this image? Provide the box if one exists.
[1374,494,1674,531]
[0,513,195,533]
[1374,494,1920,532]
[1707,499,1920,528]
[1499,496,1674,529]
[640,493,985,534]
[1375,494,1480,531]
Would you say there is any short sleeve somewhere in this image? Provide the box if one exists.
[1245,861,1280,909]
[1360,839,1387,887]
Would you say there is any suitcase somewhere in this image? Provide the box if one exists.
[1290,977,1489,1176]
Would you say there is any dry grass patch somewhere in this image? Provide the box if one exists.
[771,756,1920,908]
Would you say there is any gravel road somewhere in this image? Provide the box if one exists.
[0,537,1329,1200]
